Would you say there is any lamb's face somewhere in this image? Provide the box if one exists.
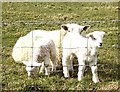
[87,31,105,47]
[22,61,42,77]
[26,65,38,76]
[61,23,90,34]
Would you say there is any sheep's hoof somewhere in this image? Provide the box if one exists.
[78,78,82,81]
[63,72,70,78]
[64,75,69,78]
[93,80,100,83]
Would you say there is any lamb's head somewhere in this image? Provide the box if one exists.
[22,61,42,77]
[86,31,105,47]
[61,23,90,34]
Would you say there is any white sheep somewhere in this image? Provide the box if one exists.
[62,31,105,83]
[12,23,90,66]
[12,30,47,63]
[22,37,56,77]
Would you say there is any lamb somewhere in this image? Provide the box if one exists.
[62,31,105,83]
[22,37,56,77]
[12,23,90,66]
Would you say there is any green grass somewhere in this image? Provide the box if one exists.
[1,2,119,91]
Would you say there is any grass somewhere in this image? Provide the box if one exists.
[1,2,119,91]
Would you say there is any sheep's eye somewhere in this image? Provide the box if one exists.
[30,66,33,68]
[93,37,96,40]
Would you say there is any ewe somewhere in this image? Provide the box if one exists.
[62,31,105,83]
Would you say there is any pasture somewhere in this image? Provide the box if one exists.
[1,2,119,91]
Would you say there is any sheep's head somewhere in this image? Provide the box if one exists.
[61,23,90,34]
[22,61,42,77]
[86,31,105,47]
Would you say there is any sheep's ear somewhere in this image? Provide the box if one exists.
[86,33,95,40]
[61,24,68,31]
[102,32,106,37]
[89,34,96,40]
[83,25,90,31]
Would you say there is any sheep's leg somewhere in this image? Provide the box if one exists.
[69,55,74,72]
[89,57,99,83]
[44,66,50,75]
[44,63,50,75]
[90,65,99,83]
[39,62,45,73]
[50,48,56,72]
[25,66,31,78]
[78,65,85,81]
[50,60,56,72]
[44,56,50,75]
[27,71,31,78]
[77,56,85,81]
[62,52,70,78]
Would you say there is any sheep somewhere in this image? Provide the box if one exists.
[62,31,105,83]
[22,37,56,77]
[12,30,48,63]
[12,23,90,66]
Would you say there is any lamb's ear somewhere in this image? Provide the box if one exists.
[61,24,68,31]
[102,31,106,37]
[89,34,95,40]
[83,25,90,31]
[86,33,95,40]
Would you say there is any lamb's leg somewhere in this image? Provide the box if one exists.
[78,65,85,81]
[28,71,31,78]
[90,65,99,83]
[25,66,32,78]
[39,62,45,73]
[89,58,99,83]
[77,56,85,81]
[62,52,70,78]
[44,56,50,75]
[50,47,56,72]
[69,54,74,72]
[50,60,56,72]
[45,66,50,75]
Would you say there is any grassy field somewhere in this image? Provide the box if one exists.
[1,2,119,91]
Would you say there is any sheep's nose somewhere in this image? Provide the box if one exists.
[99,43,102,46]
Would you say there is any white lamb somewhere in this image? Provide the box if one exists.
[12,23,90,66]
[22,37,56,77]
[62,31,105,83]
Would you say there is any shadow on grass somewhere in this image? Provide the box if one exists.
[23,84,49,91]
